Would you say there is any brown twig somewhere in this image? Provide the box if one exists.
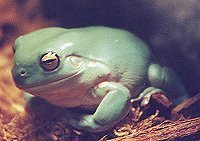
[108,117,200,141]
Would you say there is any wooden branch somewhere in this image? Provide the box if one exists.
[172,93,200,118]
[108,117,200,141]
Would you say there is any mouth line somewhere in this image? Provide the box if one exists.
[17,70,82,91]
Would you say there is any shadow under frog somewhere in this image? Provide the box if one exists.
[12,26,188,132]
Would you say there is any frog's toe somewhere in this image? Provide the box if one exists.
[132,87,165,107]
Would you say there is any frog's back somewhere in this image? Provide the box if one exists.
[72,27,152,89]
[61,26,152,70]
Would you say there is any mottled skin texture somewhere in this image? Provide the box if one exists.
[12,27,188,132]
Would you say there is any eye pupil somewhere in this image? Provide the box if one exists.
[44,59,56,64]
[40,52,60,71]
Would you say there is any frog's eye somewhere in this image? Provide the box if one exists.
[40,52,60,71]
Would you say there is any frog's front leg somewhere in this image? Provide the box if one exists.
[66,82,132,132]
[24,93,55,115]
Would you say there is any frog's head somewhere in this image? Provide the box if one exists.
[12,28,89,97]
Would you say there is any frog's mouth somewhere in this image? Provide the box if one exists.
[17,70,83,96]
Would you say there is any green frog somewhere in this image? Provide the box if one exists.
[12,27,188,132]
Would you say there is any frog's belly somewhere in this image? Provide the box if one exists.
[39,89,102,108]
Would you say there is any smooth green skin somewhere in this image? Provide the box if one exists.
[12,27,188,132]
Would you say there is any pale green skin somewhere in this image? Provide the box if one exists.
[12,27,188,132]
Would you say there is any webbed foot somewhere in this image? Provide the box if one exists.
[131,87,165,107]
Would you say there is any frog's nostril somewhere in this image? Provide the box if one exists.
[13,68,28,78]
[20,70,27,76]
[13,69,28,87]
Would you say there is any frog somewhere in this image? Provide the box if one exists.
[12,26,188,132]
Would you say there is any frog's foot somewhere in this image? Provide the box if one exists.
[131,87,165,107]
[66,114,110,132]
[64,109,111,132]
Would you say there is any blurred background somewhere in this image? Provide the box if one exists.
[0,0,199,117]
